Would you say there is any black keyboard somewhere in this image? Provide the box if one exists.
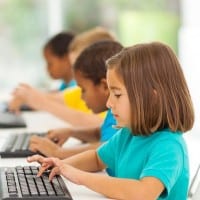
[0,132,45,158]
[0,166,73,200]
[0,101,33,112]
[0,112,26,128]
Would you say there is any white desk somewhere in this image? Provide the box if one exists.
[0,111,109,200]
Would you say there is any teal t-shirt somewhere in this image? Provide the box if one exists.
[100,109,117,142]
[59,79,76,91]
[97,128,189,200]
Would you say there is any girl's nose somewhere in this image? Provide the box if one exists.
[106,95,112,109]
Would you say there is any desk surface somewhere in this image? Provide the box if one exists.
[0,111,109,200]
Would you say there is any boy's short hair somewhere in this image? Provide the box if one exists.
[69,26,116,59]
[106,42,194,135]
[44,32,75,57]
[73,40,123,85]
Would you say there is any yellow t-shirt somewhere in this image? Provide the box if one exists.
[63,87,106,118]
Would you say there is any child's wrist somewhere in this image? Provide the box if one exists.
[54,147,63,158]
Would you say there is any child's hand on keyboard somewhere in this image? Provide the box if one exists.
[27,154,46,165]
[47,128,73,146]
[49,160,85,185]
[29,135,62,157]
[27,154,56,176]
[27,155,84,185]
[27,155,61,179]
[33,156,85,185]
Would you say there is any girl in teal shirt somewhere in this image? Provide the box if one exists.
[28,42,194,200]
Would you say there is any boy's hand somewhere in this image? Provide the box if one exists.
[47,128,73,146]
[29,135,62,158]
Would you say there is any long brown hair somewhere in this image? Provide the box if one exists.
[106,42,194,136]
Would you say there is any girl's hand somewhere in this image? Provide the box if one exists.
[48,158,85,185]
[27,154,46,165]
[27,155,60,177]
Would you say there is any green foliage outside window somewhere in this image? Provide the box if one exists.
[118,11,180,53]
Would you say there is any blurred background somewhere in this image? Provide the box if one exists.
[0,0,181,88]
[0,0,200,135]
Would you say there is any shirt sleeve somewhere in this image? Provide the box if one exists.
[140,139,185,197]
[63,87,91,112]
[97,129,122,176]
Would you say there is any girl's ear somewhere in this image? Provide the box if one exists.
[100,78,108,90]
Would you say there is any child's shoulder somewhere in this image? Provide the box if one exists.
[152,128,186,147]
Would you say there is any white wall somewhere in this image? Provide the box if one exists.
[179,0,200,136]
[179,0,200,188]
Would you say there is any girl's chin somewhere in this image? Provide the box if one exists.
[116,122,130,128]
[114,122,126,128]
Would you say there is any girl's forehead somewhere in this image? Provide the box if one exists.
[107,69,122,82]
[107,70,125,89]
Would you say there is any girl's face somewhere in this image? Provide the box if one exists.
[44,48,71,81]
[74,70,109,113]
[106,68,131,128]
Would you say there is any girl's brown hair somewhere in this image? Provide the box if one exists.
[106,42,194,136]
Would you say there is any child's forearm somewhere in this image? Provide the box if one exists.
[70,127,100,142]
[41,99,103,127]
[62,149,104,172]
[78,173,163,200]
[45,92,65,105]
[59,143,101,160]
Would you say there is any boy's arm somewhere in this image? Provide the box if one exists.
[41,100,103,127]
[9,83,103,127]
[45,91,66,105]
[47,126,100,146]
[59,142,101,159]
[29,135,101,159]
[68,127,100,142]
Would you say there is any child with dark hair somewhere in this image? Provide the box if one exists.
[43,32,76,91]
[28,40,123,158]
[9,27,116,127]
[29,42,194,200]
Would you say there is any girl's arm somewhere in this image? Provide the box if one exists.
[27,151,164,199]
[28,150,105,174]
[55,151,164,200]
[62,149,105,171]
[74,171,164,200]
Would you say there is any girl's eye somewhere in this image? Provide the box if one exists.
[114,94,121,98]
